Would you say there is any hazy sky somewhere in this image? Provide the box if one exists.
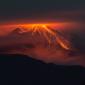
[0,0,85,23]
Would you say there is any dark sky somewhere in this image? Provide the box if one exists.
[0,0,85,22]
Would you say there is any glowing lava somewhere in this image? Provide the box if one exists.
[19,24,72,50]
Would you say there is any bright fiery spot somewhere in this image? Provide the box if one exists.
[18,24,72,50]
[17,22,69,30]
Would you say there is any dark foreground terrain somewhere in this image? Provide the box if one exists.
[0,54,85,85]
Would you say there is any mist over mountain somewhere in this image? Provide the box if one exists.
[0,27,85,67]
[0,27,61,51]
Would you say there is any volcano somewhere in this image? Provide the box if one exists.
[0,24,73,53]
[0,24,84,67]
[15,24,72,50]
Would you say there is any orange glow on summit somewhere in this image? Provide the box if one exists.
[18,24,72,50]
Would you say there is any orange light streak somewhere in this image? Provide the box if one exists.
[19,24,72,50]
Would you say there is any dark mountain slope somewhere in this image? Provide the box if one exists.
[0,54,85,85]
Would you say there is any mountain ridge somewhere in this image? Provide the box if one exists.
[0,54,85,85]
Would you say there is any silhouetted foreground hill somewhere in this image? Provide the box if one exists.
[0,54,85,85]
